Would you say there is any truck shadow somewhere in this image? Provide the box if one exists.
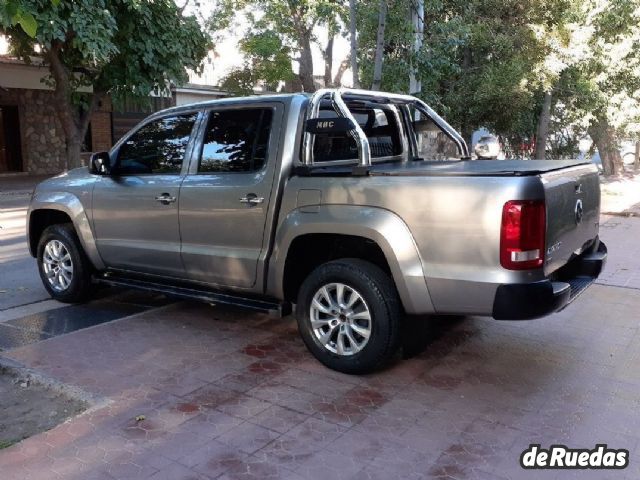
[401,314,467,359]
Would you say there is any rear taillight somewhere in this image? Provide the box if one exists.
[500,200,546,270]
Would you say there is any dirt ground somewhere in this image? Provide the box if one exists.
[0,369,87,449]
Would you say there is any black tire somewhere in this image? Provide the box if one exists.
[296,259,402,374]
[37,223,93,303]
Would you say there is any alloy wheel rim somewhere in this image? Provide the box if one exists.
[309,282,372,356]
[42,240,73,292]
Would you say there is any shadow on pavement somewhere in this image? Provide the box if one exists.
[401,314,467,359]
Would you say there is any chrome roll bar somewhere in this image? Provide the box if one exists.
[303,88,371,167]
[302,88,469,166]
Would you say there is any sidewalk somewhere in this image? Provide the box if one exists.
[599,212,640,289]
[0,212,639,480]
[600,173,640,215]
[0,175,53,195]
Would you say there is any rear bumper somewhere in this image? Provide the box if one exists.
[492,239,607,320]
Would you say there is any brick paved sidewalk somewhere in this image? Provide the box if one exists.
[0,216,639,480]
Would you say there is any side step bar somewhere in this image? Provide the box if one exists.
[94,273,291,318]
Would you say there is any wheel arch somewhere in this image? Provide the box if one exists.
[282,233,392,303]
[28,192,104,270]
[29,209,73,256]
[268,205,435,314]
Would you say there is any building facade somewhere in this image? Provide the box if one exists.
[0,56,113,174]
[0,55,228,176]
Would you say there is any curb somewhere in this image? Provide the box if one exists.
[0,355,109,410]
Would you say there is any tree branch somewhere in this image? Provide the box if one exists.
[45,42,78,138]
[333,56,350,86]
[78,92,102,142]
[178,0,191,15]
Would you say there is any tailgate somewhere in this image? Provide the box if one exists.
[542,164,600,275]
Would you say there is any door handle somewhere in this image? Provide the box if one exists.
[155,193,177,205]
[239,194,264,206]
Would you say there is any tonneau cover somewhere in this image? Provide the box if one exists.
[296,159,594,177]
[369,159,593,177]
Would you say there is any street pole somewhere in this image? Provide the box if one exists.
[409,0,424,95]
[349,0,360,89]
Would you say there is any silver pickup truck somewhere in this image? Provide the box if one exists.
[28,88,607,373]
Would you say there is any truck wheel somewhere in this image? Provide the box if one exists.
[37,224,93,303]
[296,259,401,374]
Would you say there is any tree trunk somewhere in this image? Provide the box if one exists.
[283,76,303,93]
[323,35,334,88]
[66,136,84,170]
[459,46,473,150]
[461,125,474,155]
[535,91,553,160]
[298,31,316,92]
[634,140,640,171]
[333,57,350,87]
[409,0,424,94]
[348,0,359,88]
[44,42,100,170]
[588,116,622,176]
[371,0,387,91]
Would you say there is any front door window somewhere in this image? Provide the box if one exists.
[116,113,197,175]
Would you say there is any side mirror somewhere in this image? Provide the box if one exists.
[305,117,356,134]
[474,136,500,160]
[89,151,112,175]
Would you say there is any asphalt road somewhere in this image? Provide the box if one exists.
[0,187,53,315]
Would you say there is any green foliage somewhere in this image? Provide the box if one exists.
[221,68,257,96]
[550,0,640,162]
[1,0,210,167]
[0,439,17,450]
[357,0,572,146]
[222,30,295,95]
[0,0,45,36]
[355,0,414,94]
[211,0,345,91]
[3,0,211,99]
[12,10,37,36]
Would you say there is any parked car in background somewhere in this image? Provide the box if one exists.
[27,88,607,374]
[473,135,501,159]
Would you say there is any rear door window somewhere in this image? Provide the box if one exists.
[198,108,273,173]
